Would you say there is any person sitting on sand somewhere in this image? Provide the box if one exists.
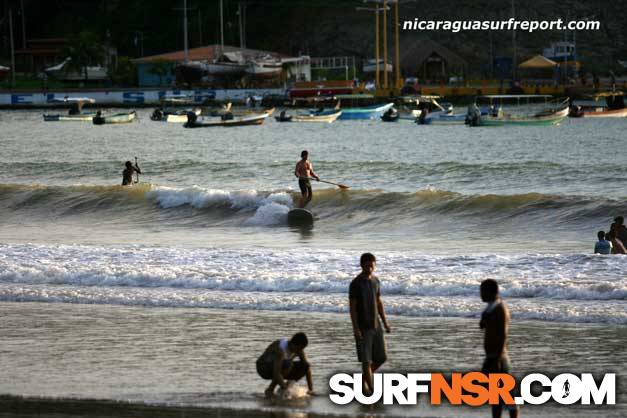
[479,279,519,418]
[349,252,391,395]
[594,230,612,255]
[294,150,319,208]
[122,160,141,186]
[256,332,314,398]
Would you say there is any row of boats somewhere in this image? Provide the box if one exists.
[41,91,626,128]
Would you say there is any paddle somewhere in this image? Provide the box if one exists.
[308,177,350,190]
[134,156,140,184]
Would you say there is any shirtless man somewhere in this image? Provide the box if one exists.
[122,160,141,186]
[256,332,314,398]
[480,279,519,418]
[294,150,319,208]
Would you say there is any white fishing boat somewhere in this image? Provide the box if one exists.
[467,95,570,126]
[184,108,273,128]
[292,109,342,123]
[151,94,202,123]
[43,97,97,121]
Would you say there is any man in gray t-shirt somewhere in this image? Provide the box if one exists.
[349,253,391,395]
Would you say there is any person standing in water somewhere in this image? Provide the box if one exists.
[122,159,141,186]
[479,279,519,418]
[349,252,391,395]
[294,150,319,208]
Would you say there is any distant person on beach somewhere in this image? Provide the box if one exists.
[594,230,612,254]
[122,160,141,186]
[294,150,319,208]
[256,332,314,398]
[479,279,519,418]
[349,253,391,395]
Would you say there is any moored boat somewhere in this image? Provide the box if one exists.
[569,92,627,118]
[43,97,97,122]
[93,110,137,125]
[466,95,569,127]
[292,109,342,123]
[151,94,202,123]
[336,96,394,120]
[184,109,272,128]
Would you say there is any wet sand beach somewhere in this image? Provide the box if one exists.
[0,302,624,417]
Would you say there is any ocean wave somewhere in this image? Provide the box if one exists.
[1,285,624,324]
[0,244,624,301]
[1,183,625,229]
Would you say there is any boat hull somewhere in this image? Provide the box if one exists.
[477,114,566,126]
[43,113,96,122]
[184,111,270,128]
[338,103,394,120]
[580,108,627,118]
[93,111,137,125]
[292,110,342,123]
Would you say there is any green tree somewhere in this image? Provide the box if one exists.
[63,31,104,82]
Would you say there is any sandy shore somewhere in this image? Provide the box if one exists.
[0,302,624,417]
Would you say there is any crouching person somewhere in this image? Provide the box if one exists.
[256,332,314,398]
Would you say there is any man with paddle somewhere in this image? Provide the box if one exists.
[122,157,141,186]
[294,150,320,208]
[294,150,349,208]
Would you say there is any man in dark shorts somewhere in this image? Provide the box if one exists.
[122,160,141,186]
[294,150,319,208]
[479,279,519,418]
[256,332,314,398]
[349,253,391,395]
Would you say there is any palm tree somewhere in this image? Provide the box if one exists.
[63,31,104,82]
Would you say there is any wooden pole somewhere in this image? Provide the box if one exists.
[375,9,380,89]
[9,8,16,87]
[394,0,401,90]
[183,0,189,62]
[383,0,388,89]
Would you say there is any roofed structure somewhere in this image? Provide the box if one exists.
[400,39,467,81]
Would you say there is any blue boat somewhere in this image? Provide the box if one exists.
[338,102,394,120]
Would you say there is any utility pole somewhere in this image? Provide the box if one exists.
[238,2,245,49]
[183,0,189,62]
[219,0,225,55]
[394,0,401,90]
[20,0,26,49]
[9,9,16,87]
[383,0,388,89]
[375,8,380,88]
[511,0,516,81]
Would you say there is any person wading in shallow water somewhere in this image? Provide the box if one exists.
[294,150,319,208]
[122,160,141,186]
[349,252,391,395]
[479,279,519,418]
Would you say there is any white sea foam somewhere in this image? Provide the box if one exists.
[146,186,293,225]
[0,244,625,323]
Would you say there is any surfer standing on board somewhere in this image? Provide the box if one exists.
[294,150,319,208]
[122,160,141,186]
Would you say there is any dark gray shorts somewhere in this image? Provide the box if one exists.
[355,327,387,365]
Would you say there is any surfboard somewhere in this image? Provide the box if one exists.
[287,208,314,226]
